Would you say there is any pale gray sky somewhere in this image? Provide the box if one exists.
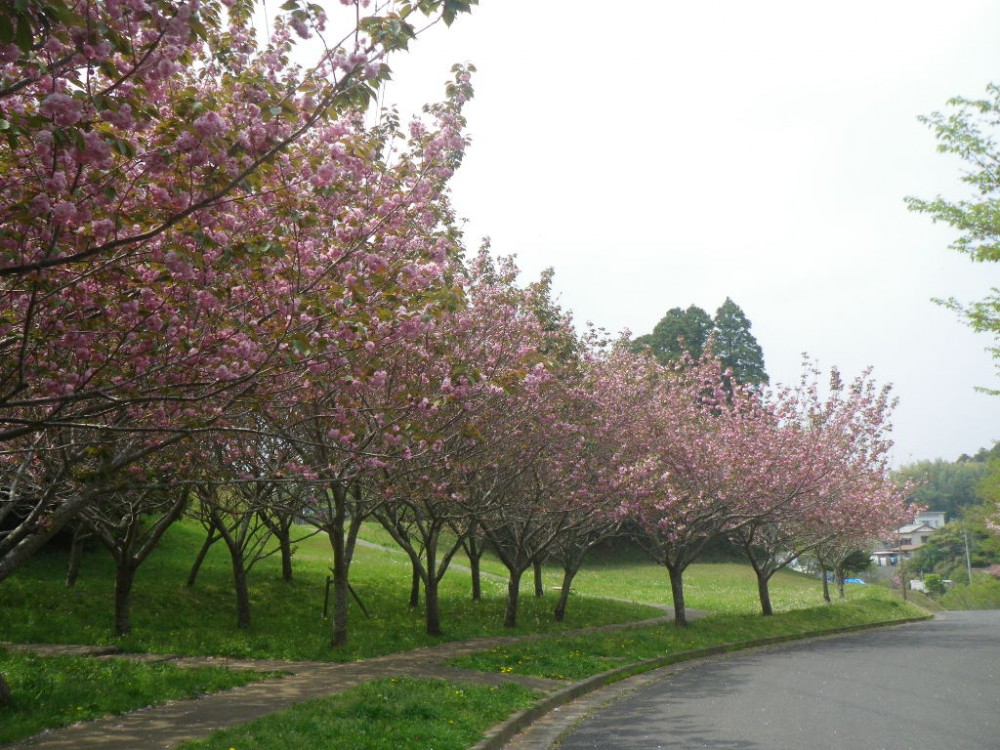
[347,1,1000,466]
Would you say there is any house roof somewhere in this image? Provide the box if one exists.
[897,523,935,534]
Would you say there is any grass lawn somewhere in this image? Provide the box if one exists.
[0,648,275,746]
[0,521,663,661]
[175,678,537,750]
[449,593,924,679]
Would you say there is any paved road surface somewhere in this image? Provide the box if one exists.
[555,611,1000,750]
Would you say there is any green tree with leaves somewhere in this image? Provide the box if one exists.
[906,84,1000,389]
[894,458,989,518]
[908,507,1000,580]
[631,305,713,363]
[976,458,1000,535]
[712,297,768,387]
[632,299,767,388]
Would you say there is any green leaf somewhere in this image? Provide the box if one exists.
[442,0,476,26]
[46,0,79,26]
[112,136,135,158]
[0,14,13,44]
[14,14,32,51]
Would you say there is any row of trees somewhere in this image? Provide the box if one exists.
[0,0,911,700]
[36,301,917,639]
[0,0,482,702]
[0,0,478,578]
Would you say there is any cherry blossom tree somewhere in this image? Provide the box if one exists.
[0,0,476,585]
[76,443,190,636]
[540,343,645,622]
[0,5,476,708]
[369,251,561,635]
[187,479,284,629]
[619,349,767,626]
[729,365,912,615]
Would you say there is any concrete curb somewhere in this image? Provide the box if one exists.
[469,614,933,750]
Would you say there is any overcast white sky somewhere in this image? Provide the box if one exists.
[338,1,1000,466]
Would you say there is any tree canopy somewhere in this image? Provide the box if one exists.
[632,298,767,387]
[713,297,768,387]
[906,83,1000,391]
[908,506,1000,581]
[631,305,713,362]
[894,458,989,518]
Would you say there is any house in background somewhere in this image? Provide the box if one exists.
[871,510,946,567]
[915,510,946,529]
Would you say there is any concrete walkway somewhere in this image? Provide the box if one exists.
[1,614,685,750]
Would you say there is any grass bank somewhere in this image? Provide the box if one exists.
[176,678,537,750]
[0,648,274,746]
[0,521,661,662]
[449,594,925,679]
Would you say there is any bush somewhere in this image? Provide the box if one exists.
[923,574,946,597]
[939,573,1000,610]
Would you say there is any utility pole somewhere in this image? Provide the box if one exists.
[964,528,974,585]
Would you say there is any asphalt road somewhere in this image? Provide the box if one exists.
[556,611,1000,750]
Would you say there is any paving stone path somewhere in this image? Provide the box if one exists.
[1,613,683,750]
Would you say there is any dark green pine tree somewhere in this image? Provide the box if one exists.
[631,305,713,364]
[712,297,768,387]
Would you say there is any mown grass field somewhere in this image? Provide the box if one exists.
[0,649,277,745]
[175,678,538,750]
[0,521,663,661]
[0,519,928,747]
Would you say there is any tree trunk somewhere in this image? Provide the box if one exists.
[469,557,482,601]
[836,565,846,600]
[504,569,523,629]
[461,530,483,601]
[423,533,443,636]
[65,525,88,588]
[330,486,350,648]
[821,567,832,604]
[409,561,421,609]
[533,558,544,598]
[756,570,774,616]
[114,563,136,636]
[0,493,92,583]
[425,572,442,636]
[230,550,252,629]
[0,671,11,706]
[278,532,293,582]
[259,510,295,582]
[186,526,219,588]
[554,567,578,622]
[667,562,688,627]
